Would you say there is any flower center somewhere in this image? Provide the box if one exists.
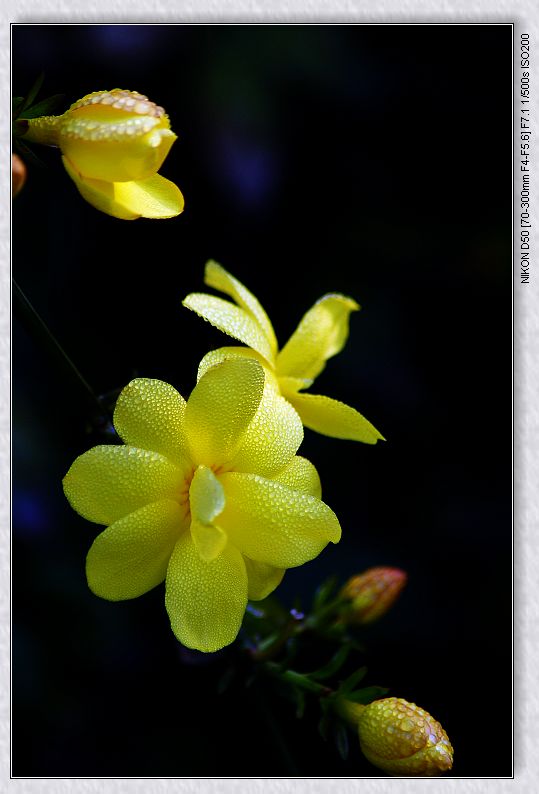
[178,462,233,524]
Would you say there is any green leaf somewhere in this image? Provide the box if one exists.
[346,685,389,705]
[312,575,338,611]
[20,94,65,120]
[12,96,24,116]
[22,72,45,111]
[338,665,368,695]
[308,644,350,681]
[333,721,349,760]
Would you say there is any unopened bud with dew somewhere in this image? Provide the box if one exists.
[339,696,453,776]
[340,566,407,624]
[22,89,183,220]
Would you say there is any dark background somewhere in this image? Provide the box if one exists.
[12,24,512,777]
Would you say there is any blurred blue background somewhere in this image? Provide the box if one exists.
[12,24,512,776]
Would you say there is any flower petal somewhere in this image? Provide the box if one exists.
[113,378,190,468]
[184,358,264,468]
[197,347,278,390]
[59,104,176,182]
[278,375,314,394]
[63,445,184,525]
[190,520,228,563]
[113,173,184,219]
[63,155,138,219]
[230,382,304,477]
[276,294,359,381]
[63,156,184,219]
[286,392,385,444]
[244,556,285,600]
[86,499,185,600]
[204,261,278,360]
[182,293,274,364]
[272,456,322,499]
[219,472,341,568]
[165,533,248,652]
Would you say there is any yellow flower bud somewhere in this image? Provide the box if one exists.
[23,89,183,220]
[340,566,407,624]
[56,89,176,182]
[357,697,453,776]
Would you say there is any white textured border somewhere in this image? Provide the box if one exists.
[3,3,538,793]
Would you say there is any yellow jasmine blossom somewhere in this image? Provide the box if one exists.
[22,89,183,220]
[340,566,407,624]
[182,261,384,443]
[339,697,453,776]
[63,358,341,652]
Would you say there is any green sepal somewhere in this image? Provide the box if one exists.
[337,665,368,695]
[21,72,45,111]
[19,94,65,119]
[12,96,25,116]
[333,720,350,760]
[317,708,331,742]
[344,685,390,704]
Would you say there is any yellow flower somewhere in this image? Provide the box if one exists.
[63,358,341,652]
[22,89,183,220]
[182,261,384,443]
[340,566,407,624]
[354,697,453,776]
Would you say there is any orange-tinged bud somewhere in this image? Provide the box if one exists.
[12,153,27,196]
[357,697,453,776]
[340,566,407,624]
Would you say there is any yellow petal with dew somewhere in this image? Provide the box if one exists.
[197,347,279,391]
[63,445,184,525]
[286,391,385,444]
[278,375,313,394]
[165,532,248,652]
[188,466,228,562]
[244,556,285,600]
[219,472,341,568]
[184,358,264,468]
[276,294,359,381]
[63,155,137,219]
[190,520,227,563]
[182,293,274,364]
[272,455,322,499]
[230,381,304,477]
[63,156,184,219]
[86,499,185,600]
[113,378,190,468]
[204,261,278,359]
[112,173,184,218]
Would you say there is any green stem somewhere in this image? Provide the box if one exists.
[13,279,109,421]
